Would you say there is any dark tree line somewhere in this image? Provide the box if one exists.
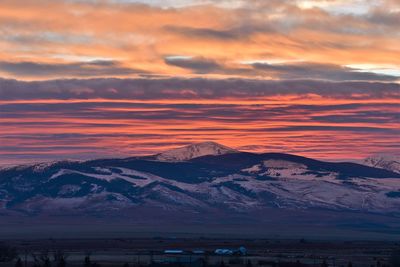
[30,250,67,267]
[3,245,400,267]
[0,243,18,262]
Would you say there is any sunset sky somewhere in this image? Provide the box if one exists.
[0,0,399,165]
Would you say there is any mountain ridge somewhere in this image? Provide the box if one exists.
[1,142,400,240]
[1,147,400,213]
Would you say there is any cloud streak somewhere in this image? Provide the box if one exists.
[0,60,145,78]
[0,78,399,165]
[1,78,399,100]
[251,62,399,81]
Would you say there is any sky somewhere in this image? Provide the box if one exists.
[0,0,399,165]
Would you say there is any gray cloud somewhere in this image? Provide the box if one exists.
[0,60,145,77]
[366,6,400,28]
[164,57,221,73]
[0,58,398,82]
[1,77,399,100]
[1,100,398,127]
[164,56,254,75]
[164,26,239,40]
[163,55,399,81]
[161,125,399,133]
[311,111,400,124]
[251,62,399,81]
[264,125,399,133]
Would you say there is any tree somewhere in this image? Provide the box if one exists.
[39,251,51,267]
[15,258,23,267]
[57,257,66,267]
[84,255,91,267]
[203,254,209,267]
[321,259,328,267]
[31,253,41,267]
[390,249,400,267]
[43,257,51,267]
[0,244,18,262]
[246,260,252,267]
[53,250,68,267]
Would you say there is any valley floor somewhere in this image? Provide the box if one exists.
[1,237,399,267]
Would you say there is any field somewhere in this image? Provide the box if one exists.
[1,237,399,267]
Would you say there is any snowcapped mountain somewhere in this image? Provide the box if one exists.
[363,154,400,174]
[155,141,237,161]
[1,143,400,236]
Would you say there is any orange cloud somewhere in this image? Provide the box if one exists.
[0,0,399,79]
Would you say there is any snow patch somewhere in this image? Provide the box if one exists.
[156,141,237,162]
[363,154,400,173]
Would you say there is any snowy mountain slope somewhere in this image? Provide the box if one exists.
[363,154,400,174]
[1,143,400,220]
[155,141,237,161]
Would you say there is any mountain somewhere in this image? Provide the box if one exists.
[363,154,400,174]
[1,143,400,238]
[155,141,237,161]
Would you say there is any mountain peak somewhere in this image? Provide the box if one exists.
[155,141,238,162]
